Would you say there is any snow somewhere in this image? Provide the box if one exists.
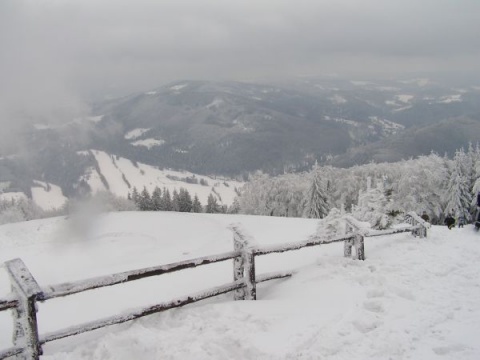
[1,213,479,359]
[400,78,431,87]
[376,86,399,92]
[0,182,10,192]
[206,97,224,109]
[232,120,255,133]
[33,124,52,130]
[350,81,371,86]
[174,148,188,154]
[31,181,68,211]
[87,116,104,123]
[368,117,405,134]
[438,94,462,104]
[393,105,413,112]
[0,192,27,202]
[124,128,150,140]
[395,94,414,103]
[130,139,165,149]
[170,84,188,92]
[84,150,243,205]
[323,117,359,127]
[328,94,347,104]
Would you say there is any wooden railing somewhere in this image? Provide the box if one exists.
[0,215,428,359]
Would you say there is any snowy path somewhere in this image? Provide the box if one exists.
[1,213,480,359]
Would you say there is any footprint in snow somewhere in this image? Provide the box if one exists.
[392,287,416,301]
[432,344,468,355]
[352,319,382,334]
[366,288,384,298]
[363,300,385,313]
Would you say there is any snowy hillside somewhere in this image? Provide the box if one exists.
[0,150,243,211]
[1,212,480,359]
[81,150,243,206]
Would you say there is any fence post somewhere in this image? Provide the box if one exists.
[411,218,420,237]
[230,223,257,301]
[420,225,427,238]
[232,228,246,300]
[354,234,365,260]
[344,237,353,258]
[418,220,427,238]
[244,248,256,300]
[4,258,43,360]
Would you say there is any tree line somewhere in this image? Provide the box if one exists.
[238,143,480,227]
[3,143,480,228]
[0,186,237,225]
[129,186,236,214]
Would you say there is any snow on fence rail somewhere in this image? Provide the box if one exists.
[0,214,428,359]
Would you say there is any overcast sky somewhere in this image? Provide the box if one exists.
[0,0,479,148]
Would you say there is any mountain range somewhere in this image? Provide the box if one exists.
[1,75,480,207]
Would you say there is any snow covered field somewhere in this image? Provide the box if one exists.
[1,212,480,359]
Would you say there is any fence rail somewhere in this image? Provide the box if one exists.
[40,280,245,345]
[0,297,18,312]
[0,214,428,359]
[40,250,240,301]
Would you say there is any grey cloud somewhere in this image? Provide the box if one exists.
[0,0,479,153]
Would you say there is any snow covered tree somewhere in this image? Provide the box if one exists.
[444,149,472,221]
[151,186,162,211]
[304,165,330,219]
[314,207,346,240]
[352,177,391,229]
[162,188,173,211]
[0,198,44,225]
[228,197,241,214]
[192,194,203,213]
[131,187,140,204]
[177,188,193,212]
[138,187,152,211]
[469,143,480,214]
[238,171,272,215]
[390,153,447,224]
[172,189,180,212]
[206,193,220,213]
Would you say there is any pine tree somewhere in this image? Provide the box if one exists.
[139,186,152,211]
[228,197,241,214]
[162,188,173,211]
[192,194,203,213]
[131,187,140,205]
[172,189,180,212]
[304,165,330,219]
[151,186,162,211]
[178,188,193,212]
[206,194,220,213]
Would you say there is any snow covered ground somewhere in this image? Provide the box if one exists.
[31,181,68,211]
[0,212,479,359]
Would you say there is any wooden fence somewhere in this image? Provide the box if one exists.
[0,213,428,359]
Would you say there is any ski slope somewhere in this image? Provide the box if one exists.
[0,212,479,359]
